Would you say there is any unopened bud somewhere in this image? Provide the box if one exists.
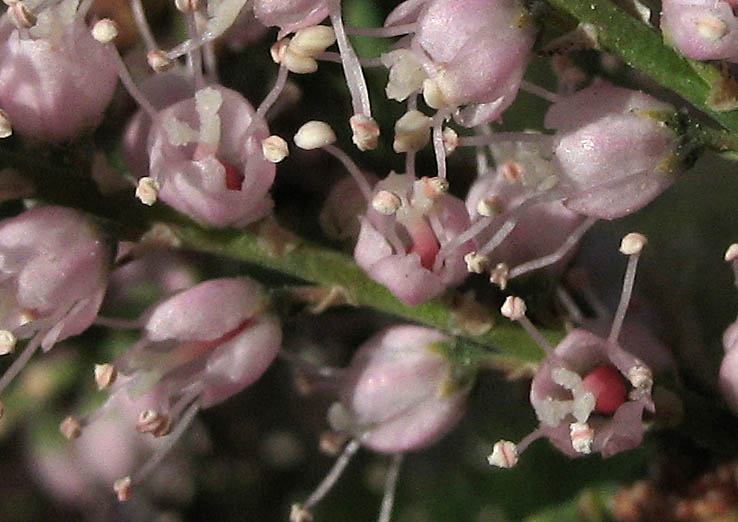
[174,0,199,12]
[372,190,402,215]
[59,416,82,440]
[0,109,12,139]
[262,135,289,163]
[443,127,458,155]
[113,476,132,502]
[464,252,489,274]
[501,295,526,320]
[490,263,509,290]
[136,409,171,437]
[91,19,118,44]
[136,177,160,206]
[393,110,431,153]
[94,363,117,390]
[147,50,173,72]
[294,121,336,150]
[569,422,594,454]
[488,440,519,468]
[9,2,36,29]
[725,243,738,262]
[0,330,16,355]
[350,114,380,151]
[620,232,647,255]
[290,25,336,56]
[476,196,502,217]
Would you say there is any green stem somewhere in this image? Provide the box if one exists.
[544,0,738,134]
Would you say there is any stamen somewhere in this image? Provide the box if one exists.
[329,10,372,118]
[94,363,117,390]
[136,177,160,206]
[725,243,738,262]
[350,114,380,152]
[520,80,562,104]
[489,262,509,289]
[464,252,489,274]
[0,333,41,397]
[255,65,289,121]
[0,330,17,355]
[377,454,403,522]
[195,87,223,149]
[59,415,82,440]
[0,109,12,138]
[262,135,289,163]
[136,409,171,437]
[294,121,337,150]
[501,297,556,354]
[130,0,157,51]
[608,233,647,345]
[442,127,458,155]
[431,110,450,180]
[323,144,373,202]
[91,18,118,44]
[569,422,594,454]
[113,476,132,502]
[372,190,402,216]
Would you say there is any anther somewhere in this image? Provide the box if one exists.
[290,26,336,56]
[136,177,160,206]
[725,243,738,262]
[0,109,12,139]
[619,232,647,255]
[146,50,174,72]
[350,114,380,151]
[91,19,119,44]
[136,409,171,437]
[570,422,594,454]
[464,252,489,274]
[372,190,402,216]
[421,176,449,198]
[393,110,431,153]
[294,121,336,150]
[490,263,510,290]
[290,503,314,522]
[501,161,523,183]
[113,476,132,502]
[501,296,526,320]
[476,196,502,217]
[94,363,117,390]
[443,127,458,155]
[59,416,82,440]
[262,135,289,163]
[0,330,16,355]
[487,440,519,468]
[9,2,35,29]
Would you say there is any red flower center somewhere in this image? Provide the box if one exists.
[582,364,627,415]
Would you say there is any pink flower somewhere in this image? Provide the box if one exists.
[661,0,738,62]
[253,0,330,37]
[0,206,111,352]
[0,0,118,141]
[330,325,471,453]
[545,82,679,219]
[146,85,276,227]
[354,172,475,305]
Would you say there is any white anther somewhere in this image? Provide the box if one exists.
[294,121,336,150]
[136,177,160,206]
[136,409,171,437]
[501,161,523,183]
[290,504,314,522]
[443,127,459,155]
[476,196,502,217]
[9,2,35,29]
[113,476,132,502]
[59,416,82,440]
[421,176,449,199]
[0,109,11,139]
[0,330,16,355]
[569,422,594,454]
[627,365,652,390]
[146,50,173,72]
[464,252,489,274]
[174,0,199,12]
[490,263,510,290]
[290,25,336,56]
[350,114,380,151]
[393,110,431,153]
[283,50,318,74]
[697,14,729,41]
[382,49,427,102]
[270,39,290,64]
[91,19,118,44]
[262,135,289,163]
[422,77,446,109]
[94,363,117,390]
[372,190,402,215]
[501,295,526,320]
[487,440,519,468]
[620,232,648,255]
[725,243,738,262]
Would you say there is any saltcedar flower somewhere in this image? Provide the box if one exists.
[291,324,472,522]
[490,234,660,465]
[545,82,680,220]
[0,0,119,141]
[661,0,738,62]
[146,85,276,227]
[384,0,536,126]
[354,172,475,305]
[0,206,110,353]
